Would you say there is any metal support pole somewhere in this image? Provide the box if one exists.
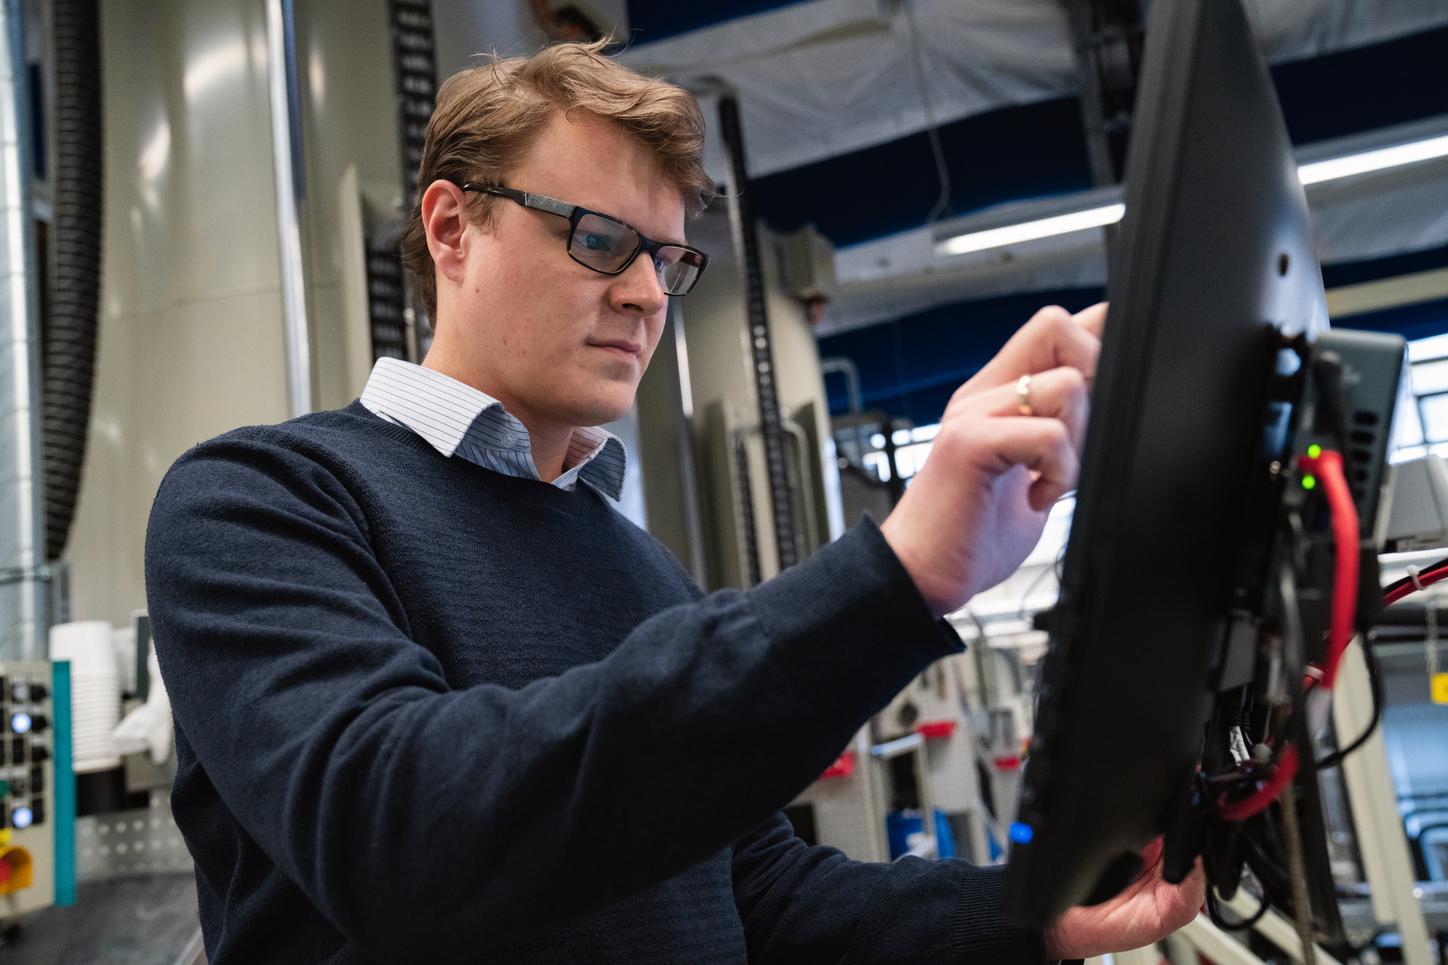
[717,94,799,573]
[1061,0,1144,187]
[1175,913,1273,965]
[266,0,312,417]
[1220,891,1346,965]
[0,0,50,660]
[1176,908,1347,965]
[1061,0,1143,261]
[1333,643,1435,964]
[388,0,437,363]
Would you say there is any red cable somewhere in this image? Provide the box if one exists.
[1299,451,1358,689]
[1383,563,1448,606]
[1223,457,1448,821]
[1218,449,1357,821]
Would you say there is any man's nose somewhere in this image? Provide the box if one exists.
[608,254,667,316]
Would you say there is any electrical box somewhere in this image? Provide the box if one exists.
[1385,454,1448,552]
[0,661,75,919]
[777,224,836,302]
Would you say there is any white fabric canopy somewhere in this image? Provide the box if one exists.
[623,0,1448,178]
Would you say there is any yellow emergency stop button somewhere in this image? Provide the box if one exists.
[0,845,33,895]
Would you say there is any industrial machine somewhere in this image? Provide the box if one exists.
[1002,1,1434,960]
[0,661,74,922]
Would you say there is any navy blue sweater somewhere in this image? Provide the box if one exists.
[143,401,1047,963]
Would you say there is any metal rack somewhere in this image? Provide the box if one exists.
[74,790,191,881]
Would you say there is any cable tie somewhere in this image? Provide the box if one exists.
[1408,565,1426,593]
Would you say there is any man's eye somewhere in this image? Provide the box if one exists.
[584,234,611,251]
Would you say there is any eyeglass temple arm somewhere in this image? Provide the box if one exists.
[459,183,574,220]
[523,193,576,219]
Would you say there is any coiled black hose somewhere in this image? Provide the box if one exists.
[43,0,102,561]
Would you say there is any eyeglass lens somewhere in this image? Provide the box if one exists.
[569,212,704,295]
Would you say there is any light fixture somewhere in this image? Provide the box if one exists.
[1296,133,1448,186]
[934,204,1125,257]
[934,133,1448,258]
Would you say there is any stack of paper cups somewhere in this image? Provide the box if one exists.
[48,620,122,772]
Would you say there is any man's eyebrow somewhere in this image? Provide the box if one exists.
[595,206,685,246]
[620,212,685,247]
[565,192,685,245]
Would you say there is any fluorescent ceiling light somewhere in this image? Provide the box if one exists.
[936,133,1448,258]
[935,204,1124,257]
[1297,133,1448,186]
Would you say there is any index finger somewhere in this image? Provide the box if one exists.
[1074,301,1108,339]
[971,303,1104,392]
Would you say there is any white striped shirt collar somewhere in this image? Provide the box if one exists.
[358,357,626,500]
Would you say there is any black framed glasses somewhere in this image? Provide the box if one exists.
[455,182,710,296]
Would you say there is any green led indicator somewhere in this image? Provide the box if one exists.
[1307,444,1322,459]
[1302,474,1318,490]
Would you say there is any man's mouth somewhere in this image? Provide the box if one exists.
[588,339,641,356]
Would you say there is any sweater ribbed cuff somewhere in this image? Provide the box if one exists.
[747,516,963,714]
[948,864,1050,962]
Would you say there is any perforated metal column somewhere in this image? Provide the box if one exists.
[717,95,799,574]
[365,238,408,361]
[391,0,436,212]
[384,0,437,361]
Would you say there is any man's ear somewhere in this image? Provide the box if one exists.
[421,180,473,289]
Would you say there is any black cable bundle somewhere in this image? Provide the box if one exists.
[1316,635,1384,771]
[1206,884,1270,932]
[43,0,104,561]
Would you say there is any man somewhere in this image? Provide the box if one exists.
[145,40,1202,963]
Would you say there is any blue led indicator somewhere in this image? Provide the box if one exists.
[11,806,32,830]
[9,712,31,735]
[1009,822,1035,845]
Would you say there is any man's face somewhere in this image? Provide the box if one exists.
[436,111,686,433]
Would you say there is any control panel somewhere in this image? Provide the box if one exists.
[0,661,74,919]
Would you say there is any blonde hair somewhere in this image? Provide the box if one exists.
[400,40,714,318]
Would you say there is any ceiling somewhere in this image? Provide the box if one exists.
[608,1,1448,419]
[623,0,1448,178]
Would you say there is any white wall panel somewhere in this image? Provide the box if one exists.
[66,0,288,626]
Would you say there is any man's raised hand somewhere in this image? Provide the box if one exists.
[880,303,1106,616]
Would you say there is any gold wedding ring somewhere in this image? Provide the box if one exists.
[1016,374,1034,416]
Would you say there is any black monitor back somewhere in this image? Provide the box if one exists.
[1002,0,1329,926]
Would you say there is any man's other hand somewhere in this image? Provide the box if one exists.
[1043,838,1207,960]
[881,303,1105,616]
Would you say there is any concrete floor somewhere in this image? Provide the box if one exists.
[0,873,202,964]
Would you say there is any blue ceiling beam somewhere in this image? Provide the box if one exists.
[750,96,1094,248]
[1322,243,1448,290]
[1274,25,1448,145]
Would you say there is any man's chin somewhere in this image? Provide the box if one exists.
[560,392,637,429]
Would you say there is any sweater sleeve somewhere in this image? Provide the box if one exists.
[732,813,1048,963]
[143,431,963,962]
